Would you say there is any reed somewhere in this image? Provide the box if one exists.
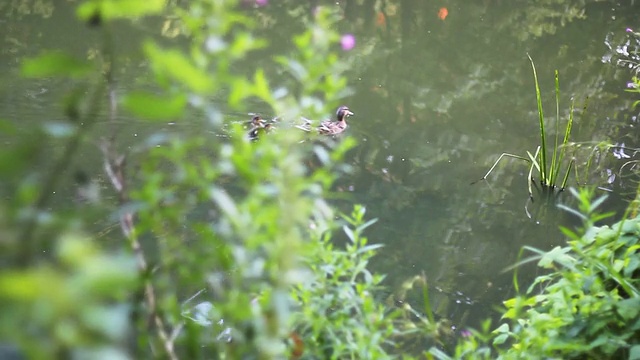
[478,55,575,198]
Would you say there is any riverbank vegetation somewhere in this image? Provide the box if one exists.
[437,187,640,359]
[0,1,439,358]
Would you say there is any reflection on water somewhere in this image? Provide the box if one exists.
[2,0,640,333]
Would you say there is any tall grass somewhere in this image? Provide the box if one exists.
[527,54,574,193]
[479,56,575,199]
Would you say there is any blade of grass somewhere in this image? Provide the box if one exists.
[477,152,530,182]
[528,54,548,185]
[527,147,541,198]
[560,159,573,190]
[550,70,561,186]
[512,248,526,293]
[421,272,435,324]
[554,97,574,188]
[527,162,535,199]
[526,147,541,175]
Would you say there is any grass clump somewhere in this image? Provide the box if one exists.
[479,55,575,199]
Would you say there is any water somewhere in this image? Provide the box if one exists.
[2,0,640,333]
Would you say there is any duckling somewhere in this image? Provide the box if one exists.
[247,115,274,141]
[297,106,354,135]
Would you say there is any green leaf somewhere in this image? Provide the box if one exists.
[624,254,640,277]
[122,91,186,120]
[589,194,609,213]
[621,219,640,236]
[210,187,238,218]
[616,298,640,320]
[538,246,573,269]
[358,218,378,232]
[343,225,355,243]
[58,233,99,267]
[228,78,252,108]
[428,347,452,360]
[77,0,165,21]
[144,42,214,93]
[285,60,308,82]
[313,145,331,165]
[493,323,510,334]
[356,244,384,255]
[22,52,92,78]
[0,270,63,301]
[493,333,509,345]
[253,69,273,102]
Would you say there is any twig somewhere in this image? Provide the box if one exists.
[100,114,179,360]
[100,26,179,359]
[471,152,530,185]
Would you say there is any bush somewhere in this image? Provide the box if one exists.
[439,187,640,359]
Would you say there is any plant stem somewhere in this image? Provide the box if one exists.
[528,54,548,185]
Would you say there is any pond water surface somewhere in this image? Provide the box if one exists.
[2,0,640,334]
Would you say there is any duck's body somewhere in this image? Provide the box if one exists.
[247,115,274,141]
[297,106,354,135]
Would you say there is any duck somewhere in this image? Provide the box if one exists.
[247,115,275,141]
[297,106,354,135]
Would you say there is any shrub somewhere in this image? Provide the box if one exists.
[438,187,640,359]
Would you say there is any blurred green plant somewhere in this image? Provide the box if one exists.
[0,0,441,359]
[435,187,640,359]
[293,205,446,358]
[0,234,137,359]
[293,205,393,358]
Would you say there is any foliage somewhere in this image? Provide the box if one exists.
[437,187,640,359]
[292,206,391,358]
[293,205,432,358]
[0,234,137,359]
[0,0,443,359]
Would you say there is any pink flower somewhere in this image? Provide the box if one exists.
[341,34,356,51]
[626,27,633,33]
[256,0,268,6]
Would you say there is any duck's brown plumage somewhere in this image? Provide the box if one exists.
[247,115,274,141]
[298,106,354,135]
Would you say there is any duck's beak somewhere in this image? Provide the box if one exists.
[346,110,354,116]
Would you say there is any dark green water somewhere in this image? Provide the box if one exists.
[2,0,640,332]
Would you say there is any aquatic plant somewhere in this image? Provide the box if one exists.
[527,54,575,192]
[480,55,575,199]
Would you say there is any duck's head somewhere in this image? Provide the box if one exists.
[251,115,266,127]
[336,106,354,121]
